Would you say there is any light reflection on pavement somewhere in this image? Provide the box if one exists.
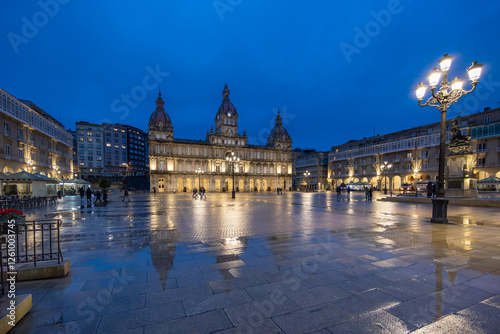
[11,191,500,333]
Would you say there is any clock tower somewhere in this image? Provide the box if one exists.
[215,84,238,136]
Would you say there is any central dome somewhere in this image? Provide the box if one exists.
[216,84,237,117]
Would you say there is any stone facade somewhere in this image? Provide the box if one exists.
[148,85,293,193]
[293,150,329,191]
[328,107,500,192]
[0,88,73,179]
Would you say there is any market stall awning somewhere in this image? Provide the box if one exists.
[2,171,58,183]
[478,176,500,184]
[66,178,91,184]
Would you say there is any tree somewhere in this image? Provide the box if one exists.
[99,179,111,189]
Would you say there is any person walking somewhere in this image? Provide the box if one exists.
[431,182,437,198]
[365,187,369,201]
[369,187,373,201]
[102,189,108,202]
[94,190,102,204]
[85,187,92,205]
[426,182,432,198]
[202,187,206,199]
[79,187,85,200]
[123,189,130,201]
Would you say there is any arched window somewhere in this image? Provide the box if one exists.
[158,178,165,189]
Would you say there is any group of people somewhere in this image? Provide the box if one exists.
[336,186,351,195]
[426,182,437,198]
[79,186,107,205]
[364,187,373,201]
[192,187,206,199]
[276,187,284,195]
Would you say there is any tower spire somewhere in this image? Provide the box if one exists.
[155,90,165,110]
[222,83,230,101]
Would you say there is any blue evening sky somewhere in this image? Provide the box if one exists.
[1,0,500,151]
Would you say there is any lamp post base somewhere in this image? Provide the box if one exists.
[430,198,449,224]
[232,190,235,199]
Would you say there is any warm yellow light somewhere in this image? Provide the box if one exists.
[428,68,441,87]
[467,61,483,82]
[415,82,427,100]
[451,77,464,91]
[439,53,453,72]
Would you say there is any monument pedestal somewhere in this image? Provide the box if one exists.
[445,140,477,198]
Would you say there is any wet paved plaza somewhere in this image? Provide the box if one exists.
[11,191,500,333]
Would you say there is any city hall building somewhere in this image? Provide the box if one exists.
[148,85,293,193]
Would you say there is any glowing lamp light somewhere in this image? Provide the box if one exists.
[415,82,427,100]
[439,53,453,72]
[428,68,441,87]
[451,77,464,91]
[467,61,483,82]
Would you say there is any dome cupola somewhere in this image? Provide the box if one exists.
[267,109,292,149]
[148,91,174,137]
[214,84,238,136]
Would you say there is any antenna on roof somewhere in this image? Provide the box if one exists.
[446,108,468,127]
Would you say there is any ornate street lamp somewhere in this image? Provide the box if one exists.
[226,152,239,199]
[195,167,203,191]
[304,171,310,192]
[381,161,392,195]
[415,54,483,224]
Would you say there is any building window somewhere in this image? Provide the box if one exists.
[18,148,23,159]
[477,143,486,152]
[477,158,486,167]
[484,116,490,124]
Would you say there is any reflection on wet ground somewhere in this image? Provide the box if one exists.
[11,192,500,333]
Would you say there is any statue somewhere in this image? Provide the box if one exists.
[449,117,470,148]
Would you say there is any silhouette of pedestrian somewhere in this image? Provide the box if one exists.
[94,190,102,204]
[85,187,92,205]
[123,189,130,201]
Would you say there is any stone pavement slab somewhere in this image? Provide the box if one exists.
[9,192,500,333]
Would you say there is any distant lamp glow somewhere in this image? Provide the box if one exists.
[451,77,464,91]
[428,68,441,87]
[467,61,483,82]
[415,82,427,100]
[439,53,453,72]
